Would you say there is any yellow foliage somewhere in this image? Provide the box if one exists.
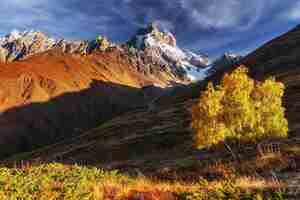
[192,65,288,148]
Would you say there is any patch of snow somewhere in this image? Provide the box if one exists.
[144,34,157,47]
[159,43,187,60]
[184,50,198,60]
[8,29,22,41]
[184,50,211,65]
[143,34,186,61]
[182,61,210,81]
[223,53,241,60]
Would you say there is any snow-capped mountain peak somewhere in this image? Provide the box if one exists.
[128,23,211,82]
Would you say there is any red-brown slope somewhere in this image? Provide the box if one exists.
[0,48,179,158]
[0,49,173,109]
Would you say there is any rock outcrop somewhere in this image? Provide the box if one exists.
[0,30,112,62]
[128,23,211,81]
[0,30,56,62]
[0,26,211,82]
[209,53,242,74]
[0,47,8,62]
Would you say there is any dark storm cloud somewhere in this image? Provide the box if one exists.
[0,0,299,57]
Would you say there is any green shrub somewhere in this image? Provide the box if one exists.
[96,35,109,51]
[177,179,288,200]
[192,66,288,148]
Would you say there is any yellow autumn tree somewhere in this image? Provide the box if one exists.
[192,65,288,149]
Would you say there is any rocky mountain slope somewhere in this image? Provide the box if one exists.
[128,23,211,81]
[0,24,212,83]
[0,30,102,62]
[6,24,300,177]
[0,45,191,158]
[0,23,217,158]
[209,53,242,74]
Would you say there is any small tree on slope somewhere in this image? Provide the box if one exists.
[191,65,288,149]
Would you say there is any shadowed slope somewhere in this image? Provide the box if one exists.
[0,48,181,158]
[243,25,300,77]
[0,80,151,158]
[4,100,195,169]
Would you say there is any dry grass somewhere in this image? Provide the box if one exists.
[0,162,290,200]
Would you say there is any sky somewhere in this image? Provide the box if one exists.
[0,0,299,58]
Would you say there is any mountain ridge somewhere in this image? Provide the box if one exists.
[0,23,214,82]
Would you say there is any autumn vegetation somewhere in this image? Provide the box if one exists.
[0,163,288,200]
[0,66,294,200]
[192,66,288,148]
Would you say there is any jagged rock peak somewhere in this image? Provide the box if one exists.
[208,52,242,74]
[0,30,112,62]
[131,22,177,48]
[0,30,57,62]
[127,22,211,82]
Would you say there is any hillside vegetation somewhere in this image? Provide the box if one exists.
[2,66,299,199]
[0,163,289,200]
[192,66,288,148]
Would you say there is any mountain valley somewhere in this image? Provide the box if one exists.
[0,22,299,199]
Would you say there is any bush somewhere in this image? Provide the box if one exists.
[96,35,110,51]
[192,66,288,148]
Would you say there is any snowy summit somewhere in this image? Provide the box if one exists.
[129,23,211,81]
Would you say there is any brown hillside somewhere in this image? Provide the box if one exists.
[0,48,182,158]
[243,25,300,77]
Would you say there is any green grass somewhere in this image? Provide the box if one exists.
[0,163,109,199]
[0,163,289,200]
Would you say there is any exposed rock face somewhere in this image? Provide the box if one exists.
[209,53,242,74]
[145,23,177,47]
[128,23,211,81]
[0,30,56,62]
[0,30,111,62]
[120,45,188,84]
[0,27,209,83]
[0,47,8,62]
[133,23,177,48]
[54,39,95,55]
